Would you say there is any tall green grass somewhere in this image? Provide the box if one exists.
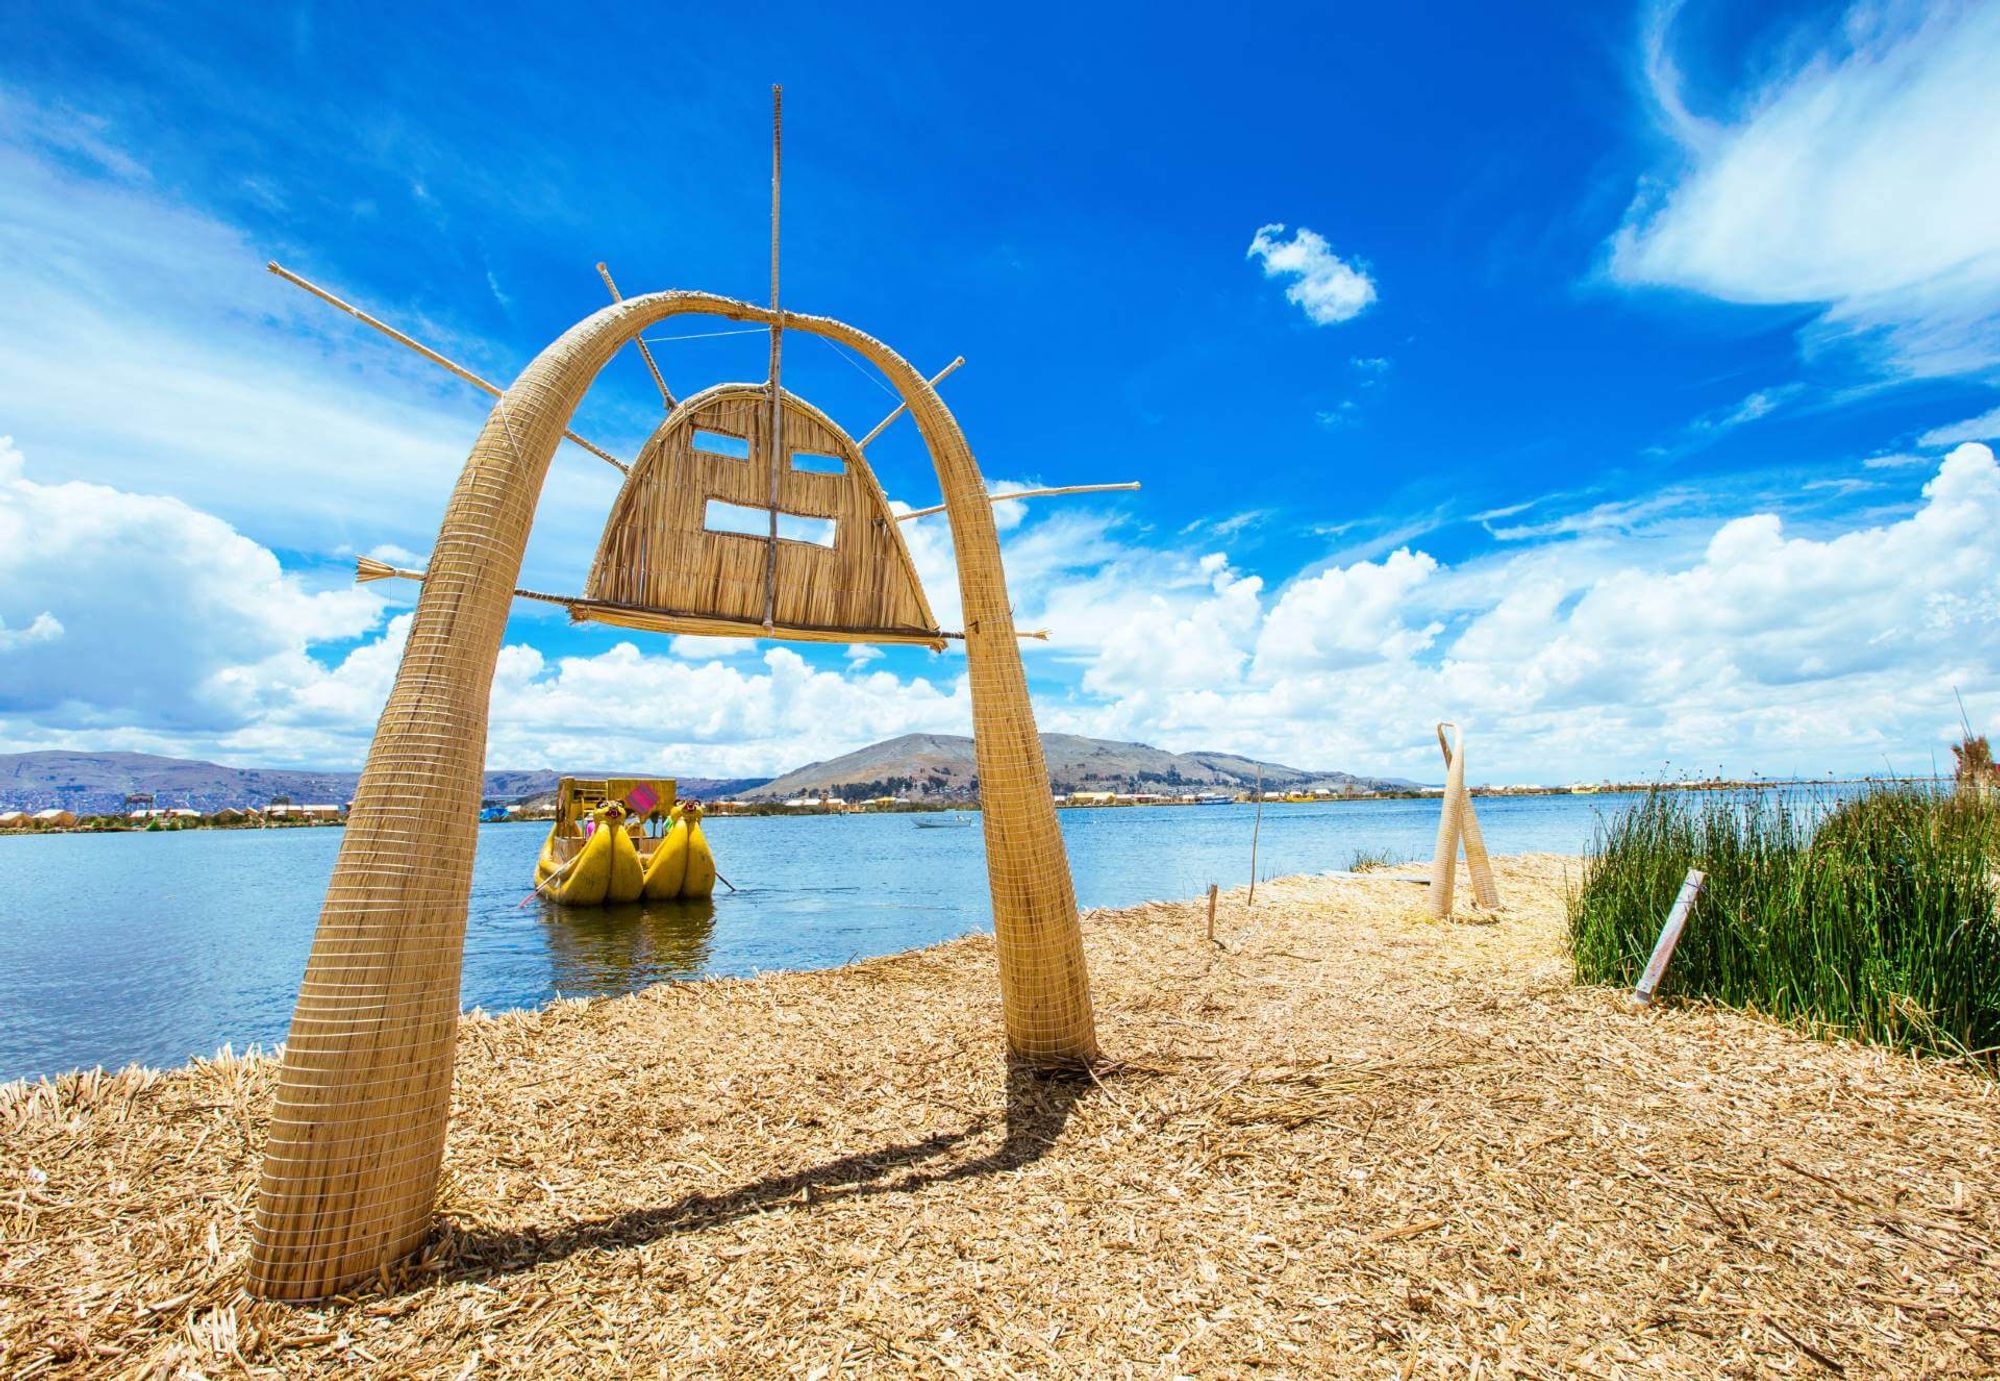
[1569,787,2000,1061]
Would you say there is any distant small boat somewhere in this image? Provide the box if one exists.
[914,813,974,829]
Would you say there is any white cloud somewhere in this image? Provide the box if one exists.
[0,436,383,736]
[1610,3,2000,377]
[0,434,975,773]
[1247,224,1378,326]
[1254,549,1440,675]
[1702,386,1799,432]
[1038,446,2000,783]
[1919,403,2000,447]
[667,635,762,660]
[0,96,626,589]
[3,433,1997,784]
[0,612,63,652]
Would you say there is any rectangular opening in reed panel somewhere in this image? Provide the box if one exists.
[703,499,837,548]
[790,450,846,475]
[693,429,751,459]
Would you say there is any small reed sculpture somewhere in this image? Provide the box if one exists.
[1427,721,1499,918]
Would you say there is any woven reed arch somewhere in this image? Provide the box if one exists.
[248,291,1099,1301]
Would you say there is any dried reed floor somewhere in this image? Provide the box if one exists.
[6,855,2000,1378]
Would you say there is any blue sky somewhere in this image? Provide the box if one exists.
[1,0,1997,782]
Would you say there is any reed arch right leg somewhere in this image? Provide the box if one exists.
[798,312,1100,1069]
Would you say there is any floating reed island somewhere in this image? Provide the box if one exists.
[8,856,2000,1377]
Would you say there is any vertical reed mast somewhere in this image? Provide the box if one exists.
[764,84,784,630]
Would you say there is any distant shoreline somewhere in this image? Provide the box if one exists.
[0,776,1937,837]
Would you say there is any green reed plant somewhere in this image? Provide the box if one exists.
[1569,787,2000,1061]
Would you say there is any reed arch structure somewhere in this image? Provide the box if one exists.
[247,289,1101,1300]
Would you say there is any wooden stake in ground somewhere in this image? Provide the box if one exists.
[763,84,784,633]
[1427,722,1499,918]
[1248,764,1265,906]
[1207,882,1218,944]
[1632,868,1706,1006]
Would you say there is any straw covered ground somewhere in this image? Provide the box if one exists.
[6,855,1999,1377]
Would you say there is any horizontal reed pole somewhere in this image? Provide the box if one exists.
[595,261,675,410]
[897,481,1141,522]
[269,261,630,474]
[355,560,1047,645]
[857,357,963,450]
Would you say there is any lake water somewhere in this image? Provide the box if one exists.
[0,793,1641,1082]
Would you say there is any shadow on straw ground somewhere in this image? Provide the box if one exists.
[427,1062,1096,1287]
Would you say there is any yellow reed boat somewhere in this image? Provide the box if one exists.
[535,777,722,906]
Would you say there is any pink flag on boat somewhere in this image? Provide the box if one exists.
[625,784,660,816]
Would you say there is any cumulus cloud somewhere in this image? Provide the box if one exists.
[0,435,977,773]
[5,427,1997,785]
[1609,3,2000,377]
[0,436,382,737]
[1035,446,2000,783]
[1247,224,1377,325]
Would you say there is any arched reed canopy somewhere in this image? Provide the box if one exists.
[578,382,944,648]
[249,89,1134,1302]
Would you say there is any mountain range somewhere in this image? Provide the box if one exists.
[0,738,1418,813]
[0,752,762,815]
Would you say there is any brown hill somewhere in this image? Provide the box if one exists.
[745,733,1416,803]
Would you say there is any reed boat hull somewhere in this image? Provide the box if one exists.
[642,818,690,899]
[681,819,716,899]
[540,821,615,906]
[607,825,645,904]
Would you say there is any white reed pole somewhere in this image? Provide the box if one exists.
[1632,868,1707,1006]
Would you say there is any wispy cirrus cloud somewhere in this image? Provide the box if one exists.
[0,87,626,590]
[1919,403,2000,448]
[1609,2,2000,379]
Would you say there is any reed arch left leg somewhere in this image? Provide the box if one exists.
[250,294,706,1299]
[248,291,1095,1301]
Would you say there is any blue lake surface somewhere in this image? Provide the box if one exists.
[0,793,1644,1082]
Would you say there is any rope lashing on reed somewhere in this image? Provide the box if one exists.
[268,262,631,474]
[354,556,1050,644]
[595,261,676,410]
[897,481,1140,522]
[816,333,904,401]
[637,327,773,344]
[858,357,965,450]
